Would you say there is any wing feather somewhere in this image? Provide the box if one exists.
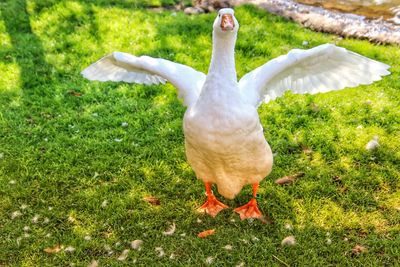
[82,52,206,106]
[239,44,390,106]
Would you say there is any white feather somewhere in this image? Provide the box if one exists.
[239,44,391,106]
[81,52,206,107]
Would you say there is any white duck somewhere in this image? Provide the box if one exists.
[82,8,390,220]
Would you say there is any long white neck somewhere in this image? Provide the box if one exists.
[206,31,237,85]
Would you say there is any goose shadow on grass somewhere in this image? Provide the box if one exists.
[0,0,100,93]
[26,0,182,15]
[0,0,52,89]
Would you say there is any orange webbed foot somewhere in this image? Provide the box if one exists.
[198,194,229,217]
[234,198,263,220]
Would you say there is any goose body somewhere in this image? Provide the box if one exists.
[184,74,273,199]
[82,8,390,219]
[183,11,272,199]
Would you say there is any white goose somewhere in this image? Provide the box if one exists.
[82,8,390,220]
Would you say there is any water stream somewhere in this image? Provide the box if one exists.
[295,0,400,24]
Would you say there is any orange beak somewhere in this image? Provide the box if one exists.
[220,14,235,31]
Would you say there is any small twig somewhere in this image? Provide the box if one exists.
[272,255,290,267]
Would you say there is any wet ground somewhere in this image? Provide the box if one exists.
[295,0,400,23]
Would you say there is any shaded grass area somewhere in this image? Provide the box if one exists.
[0,0,399,265]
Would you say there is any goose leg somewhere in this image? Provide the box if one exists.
[234,183,263,220]
[197,182,228,217]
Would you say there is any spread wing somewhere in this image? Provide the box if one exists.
[81,52,206,107]
[238,44,391,106]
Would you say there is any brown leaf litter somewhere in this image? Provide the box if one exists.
[143,196,161,206]
[198,229,216,238]
[44,244,62,254]
[275,172,305,185]
[352,244,367,255]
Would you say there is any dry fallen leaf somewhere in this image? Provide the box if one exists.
[352,244,367,255]
[198,229,216,238]
[332,175,342,183]
[275,172,305,185]
[258,215,273,224]
[302,146,313,154]
[44,244,62,254]
[103,230,113,238]
[68,90,82,97]
[143,196,160,206]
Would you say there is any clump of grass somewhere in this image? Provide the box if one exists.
[0,1,399,266]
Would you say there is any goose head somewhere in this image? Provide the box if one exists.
[213,8,239,36]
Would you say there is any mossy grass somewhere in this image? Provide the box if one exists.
[0,1,399,265]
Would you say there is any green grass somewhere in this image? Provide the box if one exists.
[1,0,399,266]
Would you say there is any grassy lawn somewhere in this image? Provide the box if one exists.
[1,0,399,266]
